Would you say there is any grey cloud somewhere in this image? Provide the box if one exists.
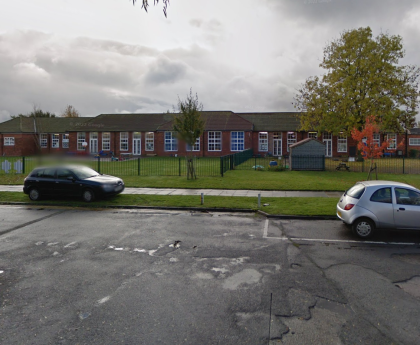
[190,19,203,28]
[144,56,188,85]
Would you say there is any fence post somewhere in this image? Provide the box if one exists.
[255,155,257,170]
[97,156,101,173]
[138,157,140,176]
[220,157,224,177]
[179,157,181,176]
[403,156,405,174]
[22,156,25,174]
[362,160,364,173]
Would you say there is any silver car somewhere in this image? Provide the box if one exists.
[337,180,420,238]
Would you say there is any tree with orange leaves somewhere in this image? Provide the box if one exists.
[351,115,403,180]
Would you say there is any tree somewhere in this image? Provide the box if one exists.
[132,0,169,17]
[173,89,205,180]
[61,105,80,118]
[11,106,56,118]
[294,27,420,136]
[351,115,402,180]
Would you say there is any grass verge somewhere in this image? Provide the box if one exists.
[0,192,338,216]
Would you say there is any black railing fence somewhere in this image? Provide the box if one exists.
[1,153,420,177]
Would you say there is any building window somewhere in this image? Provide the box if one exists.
[40,134,48,148]
[387,133,397,150]
[231,131,244,151]
[62,134,69,148]
[52,134,60,148]
[373,133,380,147]
[145,132,154,151]
[77,132,86,150]
[208,131,222,151]
[102,132,110,151]
[258,132,268,151]
[164,131,178,151]
[409,138,420,146]
[4,137,15,146]
[308,132,318,139]
[337,133,347,152]
[120,132,129,151]
[287,132,296,152]
[187,138,200,151]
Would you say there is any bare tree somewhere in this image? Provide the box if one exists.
[132,0,170,17]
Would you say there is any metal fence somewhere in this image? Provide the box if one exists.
[2,154,420,177]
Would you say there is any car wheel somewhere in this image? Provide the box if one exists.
[29,188,41,201]
[352,218,375,239]
[82,189,95,202]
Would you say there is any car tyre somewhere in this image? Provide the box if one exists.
[82,189,95,202]
[29,188,41,201]
[352,218,375,239]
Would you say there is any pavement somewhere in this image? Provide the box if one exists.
[0,185,343,198]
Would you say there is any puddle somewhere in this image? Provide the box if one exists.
[223,269,262,290]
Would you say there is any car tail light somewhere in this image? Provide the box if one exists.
[344,204,355,211]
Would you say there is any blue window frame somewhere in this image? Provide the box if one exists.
[231,131,244,151]
[165,131,178,151]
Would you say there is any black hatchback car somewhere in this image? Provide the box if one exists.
[23,165,125,202]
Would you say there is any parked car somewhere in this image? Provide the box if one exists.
[23,165,125,202]
[337,180,420,238]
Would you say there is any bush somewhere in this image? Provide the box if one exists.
[409,149,418,158]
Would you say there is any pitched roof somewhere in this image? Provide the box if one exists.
[82,113,174,132]
[237,112,300,131]
[289,138,325,149]
[0,117,92,133]
[157,111,254,131]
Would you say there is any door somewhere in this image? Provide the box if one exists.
[54,168,80,197]
[273,139,282,157]
[393,187,420,229]
[323,133,332,157]
[90,132,98,154]
[133,132,141,155]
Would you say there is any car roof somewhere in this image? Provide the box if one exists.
[30,165,95,171]
[358,180,418,190]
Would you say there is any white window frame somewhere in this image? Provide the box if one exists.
[187,137,200,152]
[40,134,48,148]
[387,133,397,150]
[62,134,69,148]
[77,132,86,150]
[373,133,380,147]
[409,138,420,146]
[308,132,318,139]
[145,132,154,151]
[164,131,178,151]
[208,131,222,151]
[258,132,268,152]
[287,132,296,152]
[52,134,60,148]
[102,132,110,151]
[231,131,244,151]
[120,132,129,151]
[4,137,15,146]
[337,132,347,153]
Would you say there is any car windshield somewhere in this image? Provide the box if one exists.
[72,167,100,179]
[345,183,365,199]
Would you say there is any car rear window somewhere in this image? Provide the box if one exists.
[346,184,365,199]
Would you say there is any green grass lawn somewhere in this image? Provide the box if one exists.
[0,192,338,216]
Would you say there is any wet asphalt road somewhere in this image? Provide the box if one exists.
[0,205,420,345]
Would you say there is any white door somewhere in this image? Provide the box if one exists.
[273,139,282,157]
[90,132,98,154]
[323,133,332,157]
[133,132,141,155]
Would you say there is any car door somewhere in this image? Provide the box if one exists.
[55,168,79,197]
[35,167,56,196]
[393,187,420,229]
[368,187,395,228]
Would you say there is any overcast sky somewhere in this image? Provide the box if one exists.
[1,0,419,122]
